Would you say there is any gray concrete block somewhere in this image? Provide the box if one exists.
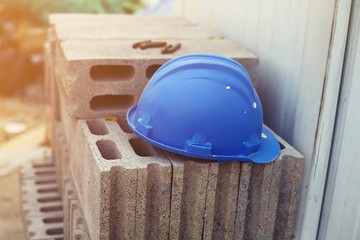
[62,177,91,240]
[58,113,304,240]
[233,130,304,240]
[62,177,77,240]
[20,162,55,180]
[67,118,173,240]
[49,14,221,41]
[162,153,219,240]
[52,122,70,195]
[162,127,304,240]
[26,216,64,240]
[54,90,303,239]
[49,14,195,28]
[212,162,241,240]
[72,207,90,240]
[274,150,304,240]
[45,15,303,239]
[23,201,63,218]
[53,38,258,119]
[233,162,253,240]
[20,163,64,240]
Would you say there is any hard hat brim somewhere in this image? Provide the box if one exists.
[127,105,281,164]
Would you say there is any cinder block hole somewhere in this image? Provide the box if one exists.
[146,64,162,79]
[129,138,157,157]
[279,141,285,150]
[96,140,122,160]
[117,118,132,133]
[37,196,62,203]
[74,234,83,240]
[40,205,63,212]
[46,228,63,235]
[35,180,56,185]
[38,187,58,193]
[90,95,134,111]
[33,163,54,168]
[90,65,135,81]
[43,217,63,224]
[86,119,109,135]
[35,170,55,176]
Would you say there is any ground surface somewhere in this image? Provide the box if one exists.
[0,94,46,240]
[0,171,25,240]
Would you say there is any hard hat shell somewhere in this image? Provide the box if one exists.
[127,53,280,163]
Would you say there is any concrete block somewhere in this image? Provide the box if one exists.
[212,162,242,240]
[20,162,56,180]
[49,14,194,27]
[23,201,63,218]
[49,14,221,41]
[68,118,173,240]
[44,42,52,103]
[53,38,258,119]
[52,122,70,195]
[20,161,91,240]
[20,162,64,240]
[62,177,76,240]
[273,151,304,240]
[55,87,303,240]
[233,131,304,240]
[20,163,61,209]
[26,215,64,240]
[65,115,303,240]
[62,177,90,240]
[162,127,303,240]
[163,152,219,240]
[72,207,90,240]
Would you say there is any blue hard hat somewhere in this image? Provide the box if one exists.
[127,53,280,163]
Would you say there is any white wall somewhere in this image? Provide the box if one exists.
[318,1,360,239]
[175,0,350,238]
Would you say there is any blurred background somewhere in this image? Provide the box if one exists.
[0,0,170,239]
[0,0,169,97]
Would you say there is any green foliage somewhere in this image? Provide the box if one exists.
[0,0,144,24]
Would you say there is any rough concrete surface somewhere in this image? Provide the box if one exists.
[20,160,91,240]
[52,122,69,195]
[64,118,173,240]
[63,177,90,240]
[49,14,221,41]
[20,162,64,240]
[57,114,304,240]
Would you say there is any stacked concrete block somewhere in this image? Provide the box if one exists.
[52,121,70,195]
[53,38,258,119]
[61,116,303,240]
[20,161,91,240]
[159,128,303,240]
[45,14,305,239]
[47,14,258,119]
[20,162,64,240]
[67,118,173,239]
[48,14,222,41]
[63,177,90,240]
